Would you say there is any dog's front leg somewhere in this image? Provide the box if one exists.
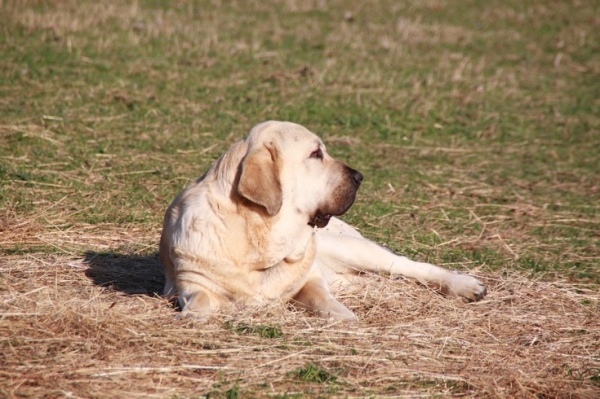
[316,232,487,302]
[292,269,357,321]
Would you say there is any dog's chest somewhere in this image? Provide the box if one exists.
[249,233,317,301]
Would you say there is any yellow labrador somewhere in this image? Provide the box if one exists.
[159,121,486,321]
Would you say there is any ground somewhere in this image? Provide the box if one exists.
[1,0,599,397]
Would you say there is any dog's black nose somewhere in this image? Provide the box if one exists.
[351,170,363,186]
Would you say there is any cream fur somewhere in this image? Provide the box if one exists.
[159,121,486,321]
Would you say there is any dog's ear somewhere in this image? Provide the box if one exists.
[237,142,282,216]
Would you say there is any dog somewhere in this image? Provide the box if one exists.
[159,121,486,321]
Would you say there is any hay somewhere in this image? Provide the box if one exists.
[1,242,598,398]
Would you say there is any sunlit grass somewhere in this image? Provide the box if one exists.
[0,1,599,396]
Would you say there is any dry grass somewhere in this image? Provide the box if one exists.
[1,0,599,397]
[1,226,599,398]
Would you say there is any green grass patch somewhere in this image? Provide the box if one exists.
[288,363,338,384]
[226,322,283,339]
[0,0,598,286]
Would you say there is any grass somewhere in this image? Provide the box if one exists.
[1,0,599,397]
[288,363,338,384]
[226,322,284,339]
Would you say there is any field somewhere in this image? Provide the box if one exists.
[1,0,599,397]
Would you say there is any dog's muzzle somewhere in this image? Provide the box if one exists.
[308,167,363,228]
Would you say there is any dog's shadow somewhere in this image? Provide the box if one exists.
[84,251,165,296]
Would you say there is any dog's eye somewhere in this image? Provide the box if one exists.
[309,149,323,160]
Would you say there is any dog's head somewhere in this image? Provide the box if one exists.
[237,121,362,228]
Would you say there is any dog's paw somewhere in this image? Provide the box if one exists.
[321,307,359,322]
[445,272,487,302]
[176,309,210,323]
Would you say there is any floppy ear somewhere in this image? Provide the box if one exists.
[237,143,282,216]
